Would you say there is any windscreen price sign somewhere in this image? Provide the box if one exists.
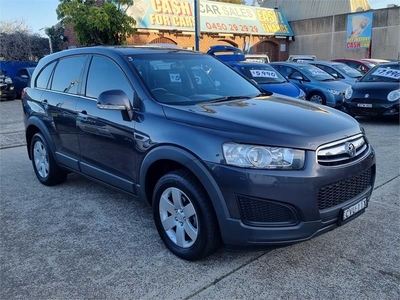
[250,70,278,78]
[372,68,400,79]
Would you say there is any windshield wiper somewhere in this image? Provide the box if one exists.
[209,95,252,103]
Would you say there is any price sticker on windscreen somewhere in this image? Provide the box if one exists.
[250,70,278,78]
[310,69,329,76]
[372,68,400,79]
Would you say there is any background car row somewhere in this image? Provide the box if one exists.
[0,67,35,101]
[207,45,398,118]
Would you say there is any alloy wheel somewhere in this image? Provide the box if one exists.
[159,187,198,248]
[33,140,49,178]
[310,94,324,104]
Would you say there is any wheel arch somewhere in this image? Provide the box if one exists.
[25,116,56,160]
[139,145,230,226]
[307,89,324,98]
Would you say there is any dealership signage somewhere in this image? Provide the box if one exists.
[126,0,294,36]
[345,12,373,50]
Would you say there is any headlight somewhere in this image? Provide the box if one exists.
[328,89,341,95]
[298,89,306,100]
[222,143,305,170]
[345,87,353,99]
[5,77,12,84]
[387,89,400,102]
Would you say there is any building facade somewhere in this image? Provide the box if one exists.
[59,0,295,61]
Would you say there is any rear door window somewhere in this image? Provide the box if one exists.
[51,56,87,94]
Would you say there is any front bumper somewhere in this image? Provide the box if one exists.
[343,99,399,117]
[326,92,344,108]
[206,145,376,248]
[0,84,16,99]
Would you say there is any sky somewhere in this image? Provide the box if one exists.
[0,0,398,36]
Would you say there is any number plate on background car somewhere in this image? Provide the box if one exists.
[342,199,367,222]
[357,103,373,108]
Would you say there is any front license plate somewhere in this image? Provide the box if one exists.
[357,103,372,108]
[342,199,367,222]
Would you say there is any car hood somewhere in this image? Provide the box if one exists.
[259,82,301,98]
[162,95,362,150]
[315,80,350,91]
[351,82,399,99]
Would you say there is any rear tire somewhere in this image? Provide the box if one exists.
[152,169,222,261]
[30,133,67,186]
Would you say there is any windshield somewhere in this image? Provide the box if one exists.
[333,63,363,78]
[240,65,287,84]
[360,64,400,83]
[127,53,261,105]
[297,65,335,81]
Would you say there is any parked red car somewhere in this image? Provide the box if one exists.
[331,58,390,74]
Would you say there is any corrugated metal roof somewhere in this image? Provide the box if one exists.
[262,0,371,21]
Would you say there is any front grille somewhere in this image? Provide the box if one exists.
[352,107,385,116]
[237,196,298,226]
[318,168,372,210]
[352,98,383,104]
[317,134,368,166]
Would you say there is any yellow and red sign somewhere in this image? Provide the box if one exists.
[126,0,293,36]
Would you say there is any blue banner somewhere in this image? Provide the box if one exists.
[126,0,293,36]
[346,12,373,49]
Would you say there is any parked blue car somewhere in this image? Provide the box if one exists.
[207,45,305,99]
[270,62,350,108]
[12,67,35,98]
[307,61,363,85]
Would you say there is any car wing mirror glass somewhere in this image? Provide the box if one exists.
[97,89,135,121]
[289,74,303,81]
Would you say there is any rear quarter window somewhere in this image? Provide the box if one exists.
[35,61,56,89]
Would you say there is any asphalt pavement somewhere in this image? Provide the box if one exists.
[1,99,399,299]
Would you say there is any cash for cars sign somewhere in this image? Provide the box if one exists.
[346,12,373,50]
[126,0,293,36]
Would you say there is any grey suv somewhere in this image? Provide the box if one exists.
[22,46,376,260]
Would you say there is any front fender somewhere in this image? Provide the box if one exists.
[138,145,230,232]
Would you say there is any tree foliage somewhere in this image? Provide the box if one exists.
[0,20,50,61]
[56,0,136,46]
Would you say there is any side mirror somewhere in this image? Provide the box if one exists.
[331,73,338,78]
[21,74,29,79]
[289,74,303,81]
[97,89,134,120]
[214,80,221,87]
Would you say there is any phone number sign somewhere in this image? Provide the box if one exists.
[127,0,293,36]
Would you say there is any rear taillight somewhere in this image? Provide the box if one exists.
[21,87,27,99]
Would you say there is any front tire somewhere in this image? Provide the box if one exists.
[308,92,326,105]
[30,133,67,186]
[152,170,221,261]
